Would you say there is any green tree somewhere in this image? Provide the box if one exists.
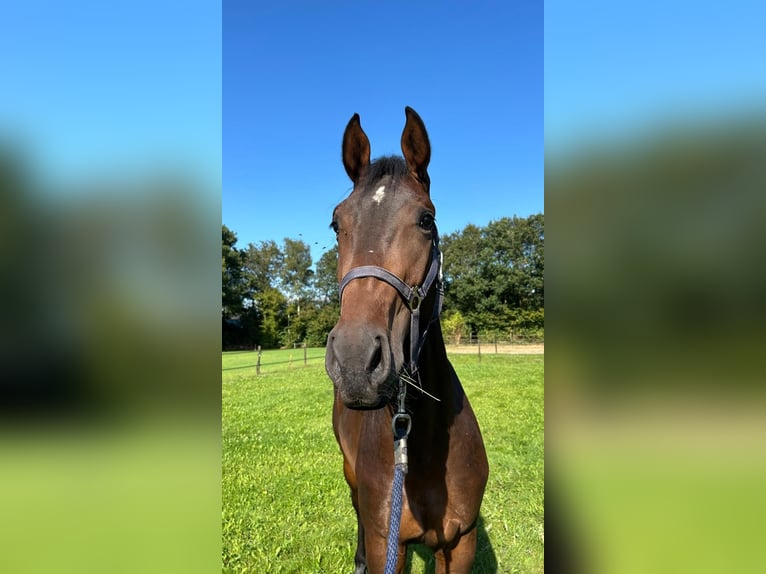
[304,245,340,347]
[222,213,543,349]
[242,239,284,294]
[441,310,468,345]
[304,303,340,347]
[238,240,290,348]
[482,215,544,312]
[441,223,489,331]
[254,288,287,348]
[281,238,314,309]
[314,245,339,304]
[222,225,245,319]
[282,298,340,349]
[441,214,544,336]
[485,214,544,310]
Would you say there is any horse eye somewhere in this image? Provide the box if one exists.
[330,220,339,234]
[418,213,435,231]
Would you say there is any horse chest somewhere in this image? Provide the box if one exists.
[351,417,485,543]
[397,466,480,548]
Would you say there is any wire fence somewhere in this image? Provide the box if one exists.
[447,330,543,346]
[222,333,544,376]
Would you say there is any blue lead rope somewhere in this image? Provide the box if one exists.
[384,464,406,574]
[384,392,411,574]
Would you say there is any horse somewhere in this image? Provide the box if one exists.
[325,107,489,574]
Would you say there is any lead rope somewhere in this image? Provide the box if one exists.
[384,378,411,574]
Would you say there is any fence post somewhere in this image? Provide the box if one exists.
[303,342,308,366]
[256,345,262,375]
[494,336,498,354]
[477,336,482,361]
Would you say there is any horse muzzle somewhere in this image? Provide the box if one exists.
[325,322,398,409]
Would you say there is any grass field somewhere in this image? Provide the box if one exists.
[222,348,544,573]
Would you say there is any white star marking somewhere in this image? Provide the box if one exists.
[372,185,386,205]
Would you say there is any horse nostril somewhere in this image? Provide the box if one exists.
[325,332,341,380]
[367,337,383,375]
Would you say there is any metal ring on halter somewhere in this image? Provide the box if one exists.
[391,412,412,439]
[408,292,421,311]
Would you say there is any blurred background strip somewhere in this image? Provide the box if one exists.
[546,1,766,572]
[0,2,221,573]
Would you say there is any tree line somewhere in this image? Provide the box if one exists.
[222,213,543,350]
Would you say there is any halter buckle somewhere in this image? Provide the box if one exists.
[408,292,421,311]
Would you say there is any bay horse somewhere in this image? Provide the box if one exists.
[325,107,489,574]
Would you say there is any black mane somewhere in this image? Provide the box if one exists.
[360,155,409,191]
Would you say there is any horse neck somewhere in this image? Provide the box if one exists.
[410,320,456,422]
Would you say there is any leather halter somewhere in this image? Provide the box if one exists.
[338,233,444,379]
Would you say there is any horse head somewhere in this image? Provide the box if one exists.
[325,107,439,409]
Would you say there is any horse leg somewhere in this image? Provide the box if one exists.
[347,484,367,574]
[434,529,477,574]
[342,453,367,574]
[362,533,406,574]
[352,506,366,574]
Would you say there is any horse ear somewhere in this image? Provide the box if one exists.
[342,113,371,184]
[401,106,431,189]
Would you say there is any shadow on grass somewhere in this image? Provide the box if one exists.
[405,514,497,573]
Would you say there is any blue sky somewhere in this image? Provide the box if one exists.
[0,1,221,190]
[3,0,763,258]
[545,0,766,152]
[223,1,543,264]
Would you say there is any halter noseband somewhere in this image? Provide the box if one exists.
[337,234,444,379]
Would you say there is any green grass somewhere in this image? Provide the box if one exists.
[222,349,543,573]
